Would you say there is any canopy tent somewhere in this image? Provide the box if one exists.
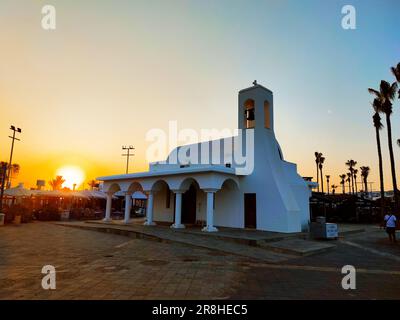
[132,191,147,199]
[4,184,34,197]
[78,190,109,199]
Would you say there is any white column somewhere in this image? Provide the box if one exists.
[171,191,185,229]
[144,191,156,226]
[103,193,112,222]
[123,192,132,224]
[202,190,218,232]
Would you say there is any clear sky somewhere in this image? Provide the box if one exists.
[0,0,399,191]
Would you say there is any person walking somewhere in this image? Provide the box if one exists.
[383,213,397,243]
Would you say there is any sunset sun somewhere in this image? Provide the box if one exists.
[56,166,85,190]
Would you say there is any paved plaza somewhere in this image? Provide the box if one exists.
[0,222,399,299]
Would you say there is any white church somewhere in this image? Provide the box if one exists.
[98,82,314,233]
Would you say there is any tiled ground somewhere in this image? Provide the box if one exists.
[0,222,399,299]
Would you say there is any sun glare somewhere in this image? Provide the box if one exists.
[56,166,85,190]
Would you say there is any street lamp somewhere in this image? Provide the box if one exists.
[6,125,22,188]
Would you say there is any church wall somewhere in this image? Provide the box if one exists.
[153,184,174,223]
[214,182,243,228]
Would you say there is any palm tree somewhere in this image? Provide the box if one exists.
[0,162,8,211]
[88,180,99,190]
[346,173,352,194]
[360,166,370,194]
[345,160,357,194]
[331,185,338,195]
[372,99,385,215]
[326,175,330,194]
[7,163,20,188]
[314,152,322,192]
[339,174,347,194]
[49,176,65,191]
[319,156,325,194]
[369,80,398,206]
[391,63,400,98]
[353,169,358,195]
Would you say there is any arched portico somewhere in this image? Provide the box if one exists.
[121,181,144,224]
[99,170,240,232]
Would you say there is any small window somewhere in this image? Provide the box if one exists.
[264,101,271,129]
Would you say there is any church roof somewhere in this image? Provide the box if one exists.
[97,165,238,181]
[239,82,273,94]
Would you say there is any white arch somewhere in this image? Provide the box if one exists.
[150,179,172,192]
[177,177,201,192]
[103,182,121,194]
[218,177,240,190]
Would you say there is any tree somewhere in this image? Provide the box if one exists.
[0,162,8,211]
[360,166,370,194]
[319,156,325,194]
[88,180,99,190]
[8,164,20,188]
[314,152,323,192]
[390,62,400,98]
[346,173,352,194]
[339,174,347,194]
[353,169,358,195]
[326,175,330,195]
[49,176,65,191]
[372,99,385,215]
[331,185,338,195]
[369,80,398,206]
[345,160,357,194]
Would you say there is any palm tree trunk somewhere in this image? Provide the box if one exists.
[355,177,358,194]
[376,126,385,217]
[364,178,368,194]
[342,183,345,194]
[385,114,398,207]
[316,164,319,192]
[351,173,354,195]
[320,168,324,194]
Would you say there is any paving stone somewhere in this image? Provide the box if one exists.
[259,238,336,256]
[1,221,400,299]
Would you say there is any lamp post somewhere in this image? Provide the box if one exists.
[6,125,22,189]
[122,146,135,174]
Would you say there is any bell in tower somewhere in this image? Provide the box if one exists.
[238,81,274,131]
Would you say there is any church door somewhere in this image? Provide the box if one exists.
[182,184,197,224]
[244,193,257,228]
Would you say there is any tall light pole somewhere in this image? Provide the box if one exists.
[122,146,134,174]
[6,125,22,188]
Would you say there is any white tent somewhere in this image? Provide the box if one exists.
[4,183,34,197]
[132,191,147,199]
